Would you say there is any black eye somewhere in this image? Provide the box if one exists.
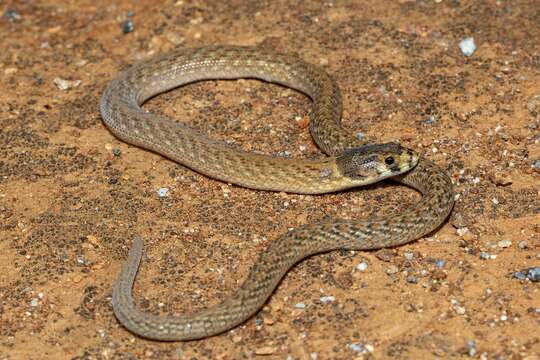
[385,156,395,165]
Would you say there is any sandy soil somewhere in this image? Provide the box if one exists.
[1,1,539,359]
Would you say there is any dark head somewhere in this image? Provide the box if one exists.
[336,143,419,184]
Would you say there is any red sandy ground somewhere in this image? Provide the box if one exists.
[0,1,539,359]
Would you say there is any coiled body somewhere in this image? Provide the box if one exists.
[100,46,454,341]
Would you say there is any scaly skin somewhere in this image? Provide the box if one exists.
[100,46,454,341]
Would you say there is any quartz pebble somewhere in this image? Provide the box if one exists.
[158,187,169,197]
[54,77,81,90]
[497,239,512,248]
[320,296,335,304]
[357,262,368,271]
[479,252,496,260]
[459,37,476,56]
[403,252,415,261]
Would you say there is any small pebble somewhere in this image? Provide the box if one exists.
[422,116,437,125]
[86,235,100,246]
[386,265,399,275]
[435,259,446,268]
[122,19,134,34]
[376,249,394,262]
[30,298,39,307]
[403,252,415,261]
[406,275,418,284]
[490,174,512,186]
[451,212,469,228]
[294,302,306,309]
[479,252,491,260]
[459,37,476,56]
[349,343,366,353]
[232,335,242,343]
[4,9,21,20]
[518,241,529,250]
[457,227,469,237]
[513,267,540,282]
[112,148,122,157]
[320,296,335,304]
[157,187,169,197]
[526,267,540,282]
[431,269,446,280]
[295,115,310,128]
[355,132,365,140]
[531,159,540,169]
[277,150,291,157]
[254,346,276,355]
[54,77,81,90]
[467,340,477,357]
[357,262,368,271]
[497,239,512,248]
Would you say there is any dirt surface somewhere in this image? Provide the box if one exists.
[1,1,539,359]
